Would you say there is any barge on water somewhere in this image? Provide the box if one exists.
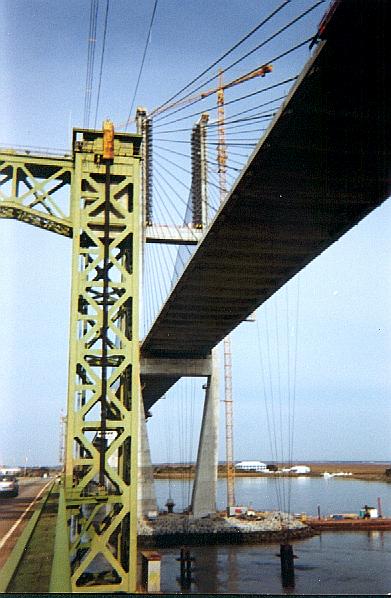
[308,517,391,531]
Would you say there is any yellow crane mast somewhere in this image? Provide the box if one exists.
[215,65,272,511]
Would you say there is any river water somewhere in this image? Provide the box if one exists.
[152,477,391,594]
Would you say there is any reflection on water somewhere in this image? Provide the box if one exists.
[296,475,311,483]
[158,531,391,594]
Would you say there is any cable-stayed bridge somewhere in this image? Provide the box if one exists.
[141,0,390,407]
[0,0,389,593]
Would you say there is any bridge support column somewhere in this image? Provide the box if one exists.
[64,127,142,593]
[191,348,219,518]
[138,400,158,518]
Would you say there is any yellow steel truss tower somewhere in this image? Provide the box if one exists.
[65,125,141,592]
[0,123,142,592]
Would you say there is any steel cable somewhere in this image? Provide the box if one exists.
[125,0,159,130]
[150,0,291,118]
[153,1,324,123]
[153,76,297,129]
[94,0,110,129]
[84,0,99,128]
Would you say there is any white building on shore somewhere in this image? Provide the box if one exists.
[235,460,268,472]
[288,465,311,474]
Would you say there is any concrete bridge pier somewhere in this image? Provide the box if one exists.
[191,348,219,518]
[138,399,158,518]
[140,351,219,519]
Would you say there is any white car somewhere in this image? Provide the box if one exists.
[0,475,19,497]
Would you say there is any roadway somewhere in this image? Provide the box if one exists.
[0,478,50,570]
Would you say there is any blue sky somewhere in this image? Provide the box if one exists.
[0,0,389,466]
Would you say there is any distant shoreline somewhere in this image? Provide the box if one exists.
[153,462,391,483]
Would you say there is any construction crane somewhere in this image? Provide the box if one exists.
[215,65,273,512]
[217,65,273,511]
[149,63,272,119]
[151,62,273,512]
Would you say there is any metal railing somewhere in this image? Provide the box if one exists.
[49,485,72,592]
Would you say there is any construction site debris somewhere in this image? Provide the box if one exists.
[138,511,307,536]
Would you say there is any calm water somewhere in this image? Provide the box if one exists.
[158,532,391,594]
[153,477,391,593]
[155,476,391,516]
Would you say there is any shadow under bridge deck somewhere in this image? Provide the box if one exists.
[140,0,391,411]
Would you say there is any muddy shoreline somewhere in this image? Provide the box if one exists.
[153,462,390,483]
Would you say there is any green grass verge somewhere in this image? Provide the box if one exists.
[6,491,59,593]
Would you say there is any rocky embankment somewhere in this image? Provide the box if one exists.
[138,511,313,547]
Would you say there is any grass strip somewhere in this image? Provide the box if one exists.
[2,484,57,593]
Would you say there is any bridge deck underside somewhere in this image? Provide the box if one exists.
[141,0,390,410]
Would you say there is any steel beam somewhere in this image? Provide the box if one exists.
[0,151,72,236]
[140,356,212,377]
[145,224,202,245]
